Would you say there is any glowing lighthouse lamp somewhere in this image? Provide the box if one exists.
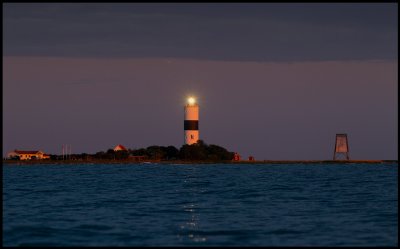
[184,96,199,145]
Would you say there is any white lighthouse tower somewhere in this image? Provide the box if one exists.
[184,97,199,145]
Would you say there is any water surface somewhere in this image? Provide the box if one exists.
[3,163,398,246]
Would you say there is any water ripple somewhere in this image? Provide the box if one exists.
[3,163,398,246]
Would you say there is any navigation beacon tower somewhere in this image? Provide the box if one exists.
[184,97,199,145]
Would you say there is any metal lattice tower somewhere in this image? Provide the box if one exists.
[333,134,350,160]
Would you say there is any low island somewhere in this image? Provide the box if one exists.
[3,140,397,165]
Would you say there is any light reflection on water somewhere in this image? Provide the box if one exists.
[177,167,207,244]
[178,203,206,243]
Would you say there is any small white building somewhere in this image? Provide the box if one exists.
[7,150,50,160]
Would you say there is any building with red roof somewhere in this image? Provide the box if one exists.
[113,144,128,151]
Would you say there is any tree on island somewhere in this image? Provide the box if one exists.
[129,148,147,157]
[179,140,234,161]
[26,141,233,161]
[129,146,179,160]
[95,141,233,161]
[146,146,166,160]
[165,146,179,160]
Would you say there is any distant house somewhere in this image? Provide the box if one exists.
[7,150,50,160]
[233,152,241,161]
[113,144,128,152]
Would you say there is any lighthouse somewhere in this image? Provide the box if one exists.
[184,97,199,145]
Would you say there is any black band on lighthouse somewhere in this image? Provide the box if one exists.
[184,120,199,130]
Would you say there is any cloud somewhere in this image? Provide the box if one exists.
[3,3,398,62]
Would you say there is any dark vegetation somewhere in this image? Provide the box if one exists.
[8,140,234,162]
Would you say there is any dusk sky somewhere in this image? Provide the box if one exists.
[3,3,398,159]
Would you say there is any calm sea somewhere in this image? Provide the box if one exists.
[3,163,398,246]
